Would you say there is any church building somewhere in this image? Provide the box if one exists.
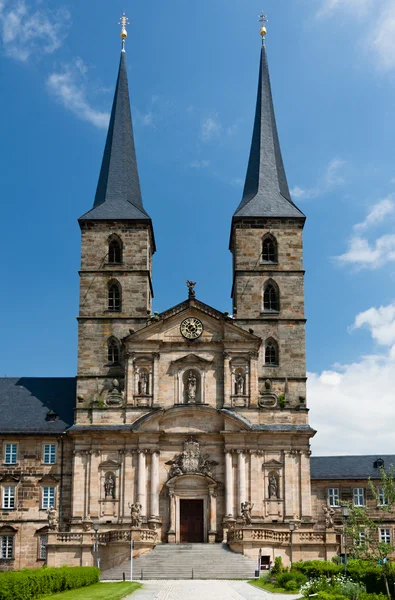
[2,17,389,575]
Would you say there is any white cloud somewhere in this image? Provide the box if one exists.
[231,178,244,188]
[0,0,71,61]
[290,158,345,201]
[336,234,395,269]
[138,112,154,127]
[318,0,395,71]
[190,160,209,169]
[309,300,395,455]
[200,115,221,142]
[46,59,109,129]
[352,303,395,346]
[354,196,395,232]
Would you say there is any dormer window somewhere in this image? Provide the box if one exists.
[374,458,385,469]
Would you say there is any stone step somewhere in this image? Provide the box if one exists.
[101,543,257,581]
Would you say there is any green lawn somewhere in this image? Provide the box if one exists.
[248,579,299,594]
[42,582,141,600]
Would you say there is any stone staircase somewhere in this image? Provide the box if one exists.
[101,543,257,580]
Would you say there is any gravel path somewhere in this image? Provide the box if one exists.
[125,580,301,600]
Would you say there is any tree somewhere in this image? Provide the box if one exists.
[342,466,395,599]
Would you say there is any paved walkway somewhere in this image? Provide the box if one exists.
[126,580,300,600]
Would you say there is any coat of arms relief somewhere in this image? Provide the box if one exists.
[165,438,218,479]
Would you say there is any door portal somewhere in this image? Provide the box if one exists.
[180,499,204,543]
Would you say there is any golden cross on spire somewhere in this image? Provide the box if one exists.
[118,13,129,52]
[259,11,268,44]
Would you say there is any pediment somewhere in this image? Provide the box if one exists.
[170,354,212,367]
[38,474,58,484]
[131,406,252,433]
[0,475,19,484]
[264,459,283,467]
[99,460,120,470]
[123,300,261,348]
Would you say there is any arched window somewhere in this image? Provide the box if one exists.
[108,281,121,312]
[107,338,120,364]
[263,281,279,312]
[265,339,279,366]
[262,235,277,263]
[108,236,122,264]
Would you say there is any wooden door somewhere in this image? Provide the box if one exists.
[180,499,204,543]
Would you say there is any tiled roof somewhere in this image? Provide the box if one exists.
[0,377,75,434]
[233,45,304,220]
[311,455,395,480]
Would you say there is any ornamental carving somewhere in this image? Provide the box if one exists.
[165,438,218,479]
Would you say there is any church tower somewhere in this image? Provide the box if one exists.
[230,31,307,412]
[76,22,155,411]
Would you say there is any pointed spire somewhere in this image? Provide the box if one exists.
[80,44,150,221]
[233,42,304,220]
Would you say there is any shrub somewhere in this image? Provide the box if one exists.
[285,580,300,591]
[277,571,308,589]
[294,560,343,578]
[271,556,284,576]
[358,594,388,600]
[0,566,99,600]
[316,592,349,600]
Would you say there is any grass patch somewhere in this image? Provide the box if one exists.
[42,582,141,600]
[248,579,299,594]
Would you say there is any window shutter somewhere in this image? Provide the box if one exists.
[341,487,352,500]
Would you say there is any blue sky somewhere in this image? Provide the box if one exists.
[1,0,395,454]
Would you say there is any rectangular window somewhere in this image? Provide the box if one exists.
[39,535,48,560]
[353,488,365,506]
[378,487,388,506]
[43,444,56,465]
[328,488,339,507]
[42,487,55,509]
[2,486,15,510]
[0,536,14,559]
[4,444,17,465]
[356,530,366,546]
[380,528,391,544]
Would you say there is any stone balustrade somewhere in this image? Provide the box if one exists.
[228,527,327,545]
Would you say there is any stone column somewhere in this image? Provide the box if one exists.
[153,353,160,405]
[284,451,296,519]
[225,451,234,517]
[208,488,217,543]
[167,490,176,543]
[249,352,259,407]
[300,450,312,519]
[126,353,135,405]
[237,450,246,516]
[149,451,161,529]
[137,450,147,517]
[223,353,232,407]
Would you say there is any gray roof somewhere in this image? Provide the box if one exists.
[233,45,304,220]
[0,378,75,434]
[80,51,151,221]
[311,455,395,480]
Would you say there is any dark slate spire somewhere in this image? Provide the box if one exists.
[80,51,150,221]
[233,45,304,219]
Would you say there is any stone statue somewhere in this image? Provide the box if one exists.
[241,501,253,525]
[187,371,197,402]
[130,502,142,527]
[322,505,335,528]
[186,280,196,299]
[198,453,213,477]
[140,371,149,395]
[106,379,123,406]
[268,474,278,499]
[47,507,58,531]
[104,473,116,499]
[235,373,245,396]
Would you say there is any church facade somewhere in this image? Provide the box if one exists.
[3,26,387,573]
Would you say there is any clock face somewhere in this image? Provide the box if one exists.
[180,317,203,340]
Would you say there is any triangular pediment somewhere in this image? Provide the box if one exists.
[264,459,283,467]
[99,459,120,470]
[123,298,261,347]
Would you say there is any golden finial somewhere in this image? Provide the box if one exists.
[259,11,268,44]
[118,13,129,52]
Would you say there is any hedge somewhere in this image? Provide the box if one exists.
[0,566,100,600]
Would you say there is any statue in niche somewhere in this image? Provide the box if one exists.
[268,474,279,499]
[322,505,335,529]
[47,507,58,531]
[104,473,116,499]
[235,372,245,396]
[106,379,123,406]
[139,371,149,395]
[241,501,253,525]
[130,502,142,527]
[187,371,197,402]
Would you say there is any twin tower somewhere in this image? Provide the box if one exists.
[76,41,307,413]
